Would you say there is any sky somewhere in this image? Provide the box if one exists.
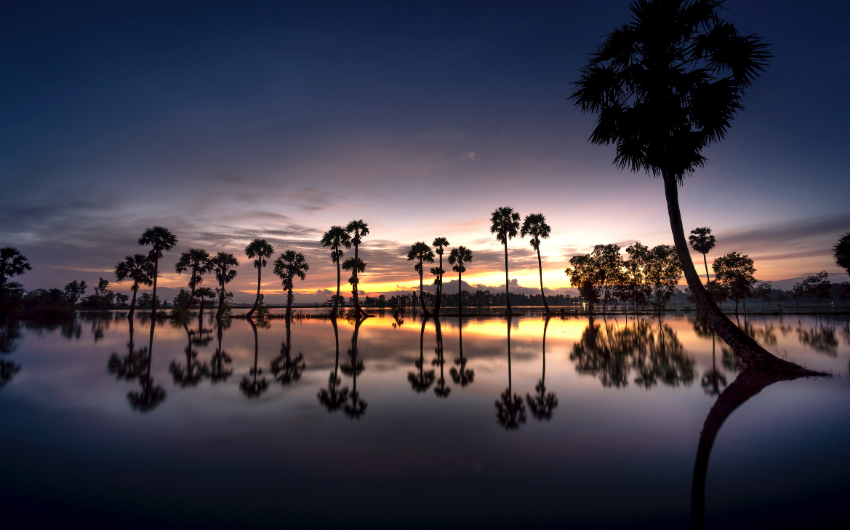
[2,0,849,303]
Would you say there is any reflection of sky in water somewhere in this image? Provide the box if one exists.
[1,313,848,529]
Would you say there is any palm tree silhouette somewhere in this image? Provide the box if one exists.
[208,252,238,320]
[450,316,474,387]
[244,239,275,319]
[114,254,154,321]
[432,318,450,398]
[174,248,212,311]
[209,320,233,383]
[688,228,716,284]
[273,250,309,318]
[321,226,351,319]
[271,316,306,385]
[570,2,810,373]
[407,242,435,317]
[408,317,435,393]
[431,237,450,316]
[0,247,31,305]
[318,319,349,412]
[342,255,366,312]
[448,246,472,314]
[341,318,367,419]
[240,319,269,398]
[521,214,553,313]
[834,232,850,276]
[346,220,370,319]
[138,226,178,317]
[495,317,526,430]
[490,207,520,315]
[169,323,210,387]
[526,316,558,420]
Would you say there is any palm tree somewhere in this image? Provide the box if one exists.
[834,232,850,276]
[346,220,370,319]
[114,254,154,320]
[194,287,215,321]
[521,214,553,313]
[342,255,366,312]
[430,237,450,316]
[174,249,212,310]
[491,207,521,314]
[208,252,238,320]
[321,226,351,318]
[448,246,473,314]
[138,226,178,317]
[450,316,474,387]
[244,239,275,319]
[688,228,716,284]
[407,242,435,316]
[273,250,309,318]
[0,247,31,304]
[570,1,811,373]
[526,316,558,419]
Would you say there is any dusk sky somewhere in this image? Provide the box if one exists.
[2,0,848,303]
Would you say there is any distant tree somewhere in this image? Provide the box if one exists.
[273,250,309,318]
[63,280,87,305]
[590,244,623,312]
[244,239,274,319]
[0,247,31,306]
[138,226,178,316]
[565,255,599,312]
[800,271,832,310]
[713,252,757,315]
[521,213,553,313]
[644,245,683,313]
[174,248,211,311]
[115,254,155,320]
[688,228,716,284]
[209,252,238,320]
[833,232,850,276]
[837,282,850,307]
[448,246,473,314]
[430,237,449,316]
[321,226,351,319]
[705,280,729,307]
[490,207,521,314]
[407,242,435,316]
[751,283,774,312]
[623,242,652,311]
[346,220,370,319]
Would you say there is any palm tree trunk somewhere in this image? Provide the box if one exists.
[286,283,293,319]
[419,260,431,316]
[703,254,710,284]
[537,247,550,313]
[331,260,341,318]
[247,265,261,318]
[216,280,224,320]
[129,286,138,321]
[353,243,366,319]
[434,254,443,316]
[663,176,815,373]
[151,257,159,317]
[458,270,463,314]
[504,242,512,314]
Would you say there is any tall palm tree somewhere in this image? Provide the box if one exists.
[688,227,716,284]
[174,249,212,310]
[407,242,435,316]
[208,252,238,320]
[346,220,370,319]
[114,254,154,321]
[490,207,520,315]
[273,250,309,318]
[0,247,31,304]
[448,246,472,314]
[521,213,553,313]
[138,226,178,317]
[244,239,275,319]
[430,237,449,316]
[321,226,351,318]
[570,1,810,373]
[834,232,850,276]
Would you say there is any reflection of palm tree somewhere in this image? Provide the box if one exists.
[448,246,473,314]
[244,239,275,319]
[701,334,727,397]
[407,242,435,317]
[321,226,351,319]
[174,249,212,310]
[271,317,306,385]
[526,316,558,420]
[138,226,178,317]
[408,318,435,393]
[0,322,22,390]
[432,319,450,398]
[341,318,367,418]
[450,317,474,387]
[490,207,520,315]
[318,319,349,412]
[127,319,166,412]
[495,317,526,430]
[240,319,269,398]
[691,369,808,529]
[521,214,553,313]
[209,321,233,383]
[114,254,154,321]
[169,323,210,387]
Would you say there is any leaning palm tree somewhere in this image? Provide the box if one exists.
[407,242,435,316]
[208,252,238,320]
[114,254,154,320]
[244,239,275,319]
[431,237,449,316]
[490,207,520,315]
[571,0,810,372]
[321,226,351,319]
[448,246,472,314]
[0,247,31,304]
[346,220,370,319]
[273,250,309,318]
[688,227,716,284]
[834,232,850,276]
[521,213,553,313]
[138,226,178,317]
[174,249,212,310]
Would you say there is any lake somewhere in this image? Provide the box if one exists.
[1,311,848,529]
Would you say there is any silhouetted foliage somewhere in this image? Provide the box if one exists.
[688,227,716,283]
[321,226,351,318]
[407,242,435,316]
[175,248,212,311]
[834,232,850,276]
[209,252,238,320]
[713,252,756,314]
[138,226,178,316]
[0,247,32,313]
[115,253,154,320]
[240,319,268,398]
[318,319,349,412]
[244,239,274,319]
[495,318,525,430]
[447,246,473,313]
[274,250,309,318]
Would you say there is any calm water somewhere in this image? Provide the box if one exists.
[1,311,848,529]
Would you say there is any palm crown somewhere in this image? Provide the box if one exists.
[210,252,239,286]
[521,214,551,250]
[245,239,275,269]
[321,226,351,263]
[490,207,520,244]
[115,254,154,293]
[689,227,716,254]
[407,242,434,271]
[138,226,178,260]
[174,249,212,289]
[432,237,449,256]
[274,250,310,287]
[346,220,369,245]
[448,246,472,274]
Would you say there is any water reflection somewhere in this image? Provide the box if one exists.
[495,317,526,430]
[526,316,558,420]
[0,322,22,390]
[409,318,435,393]
[317,319,349,412]
[271,318,306,386]
[449,316,474,387]
[169,322,210,387]
[210,320,233,383]
[341,318,367,419]
[128,319,166,412]
[432,319,450,398]
[240,319,269,398]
